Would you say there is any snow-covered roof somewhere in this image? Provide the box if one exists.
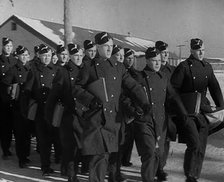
[5,15,154,51]
[17,16,63,44]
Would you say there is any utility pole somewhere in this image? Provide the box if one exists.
[177,44,185,60]
[64,0,74,46]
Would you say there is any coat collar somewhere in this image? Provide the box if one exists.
[92,56,115,67]
[15,60,30,71]
[160,62,173,72]
[188,54,207,67]
[65,60,84,71]
[36,62,53,72]
[143,66,163,78]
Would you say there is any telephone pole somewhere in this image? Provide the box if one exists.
[64,0,74,46]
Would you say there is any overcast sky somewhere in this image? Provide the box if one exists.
[1,0,224,58]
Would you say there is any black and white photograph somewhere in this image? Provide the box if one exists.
[0,0,224,181]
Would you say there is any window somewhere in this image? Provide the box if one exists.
[11,22,17,31]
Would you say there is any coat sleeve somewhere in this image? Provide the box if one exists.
[20,69,35,117]
[121,67,149,108]
[208,67,224,107]
[73,64,96,107]
[24,68,35,92]
[167,80,188,116]
[0,67,15,104]
[170,63,186,91]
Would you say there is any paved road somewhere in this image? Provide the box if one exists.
[0,130,224,182]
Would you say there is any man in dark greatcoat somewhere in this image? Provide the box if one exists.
[0,37,17,159]
[46,44,85,182]
[155,40,176,181]
[74,32,149,182]
[23,45,57,175]
[170,38,224,182]
[1,45,31,168]
[132,46,191,182]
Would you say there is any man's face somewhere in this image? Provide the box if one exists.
[85,46,97,60]
[70,49,84,66]
[146,54,161,72]
[39,50,52,65]
[58,49,69,64]
[97,39,113,59]
[52,55,58,64]
[191,44,205,61]
[3,41,13,55]
[124,53,135,68]
[160,48,169,65]
[111,49,124,63]
[18,50,30,65]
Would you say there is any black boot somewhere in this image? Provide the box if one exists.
[186,176,198,182]
[67,162,79,182]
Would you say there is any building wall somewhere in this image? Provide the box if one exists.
[0,19,53,58]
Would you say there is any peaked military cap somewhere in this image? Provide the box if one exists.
[112,45,122,55]
[83,40,95,50]
[16,45,28,55]
[2,37,12,46]
[56,44,66,54]
[190,38,203,50]
[39,44,50,54]
[145,47,158,59]
[155,41,168,52]
[124,48,134,58]
[95,32,113,45]
[34,45,40,54]
[67,43,81,55]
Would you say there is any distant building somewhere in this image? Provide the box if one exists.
[0,15,154,58]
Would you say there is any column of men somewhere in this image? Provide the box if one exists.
[0,32,223,182]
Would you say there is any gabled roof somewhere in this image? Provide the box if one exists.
[0,15,154,55]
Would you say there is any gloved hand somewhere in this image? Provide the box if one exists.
[89,97,102,110]
[134,106,144,119]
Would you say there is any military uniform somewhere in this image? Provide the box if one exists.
[133,64,188,182]
[82,55,92,64]
[157,62,176,179]
[120,66,140,166]
[46,60,84,180]
[2,60,31,166]
[171,54,224,180]
[23,61,57,172]
[0,52,16,158]
[160,62,175,80]
[74,56,148,182]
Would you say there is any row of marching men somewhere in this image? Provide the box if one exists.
[1,32,223,182]
[0,35,147,181]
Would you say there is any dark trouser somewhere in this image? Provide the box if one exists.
[157,139,170,173]
[35,108,53,170]
[52,127,62,161]
[0,103,13,155]
[80,155,90,172]
[13,109,31,162]
[108,151,122,182]
[89,153,109,182]
[183,117,208,179]
[121,122,134,164]
[134,122,158,182]
[60,113,79,179]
